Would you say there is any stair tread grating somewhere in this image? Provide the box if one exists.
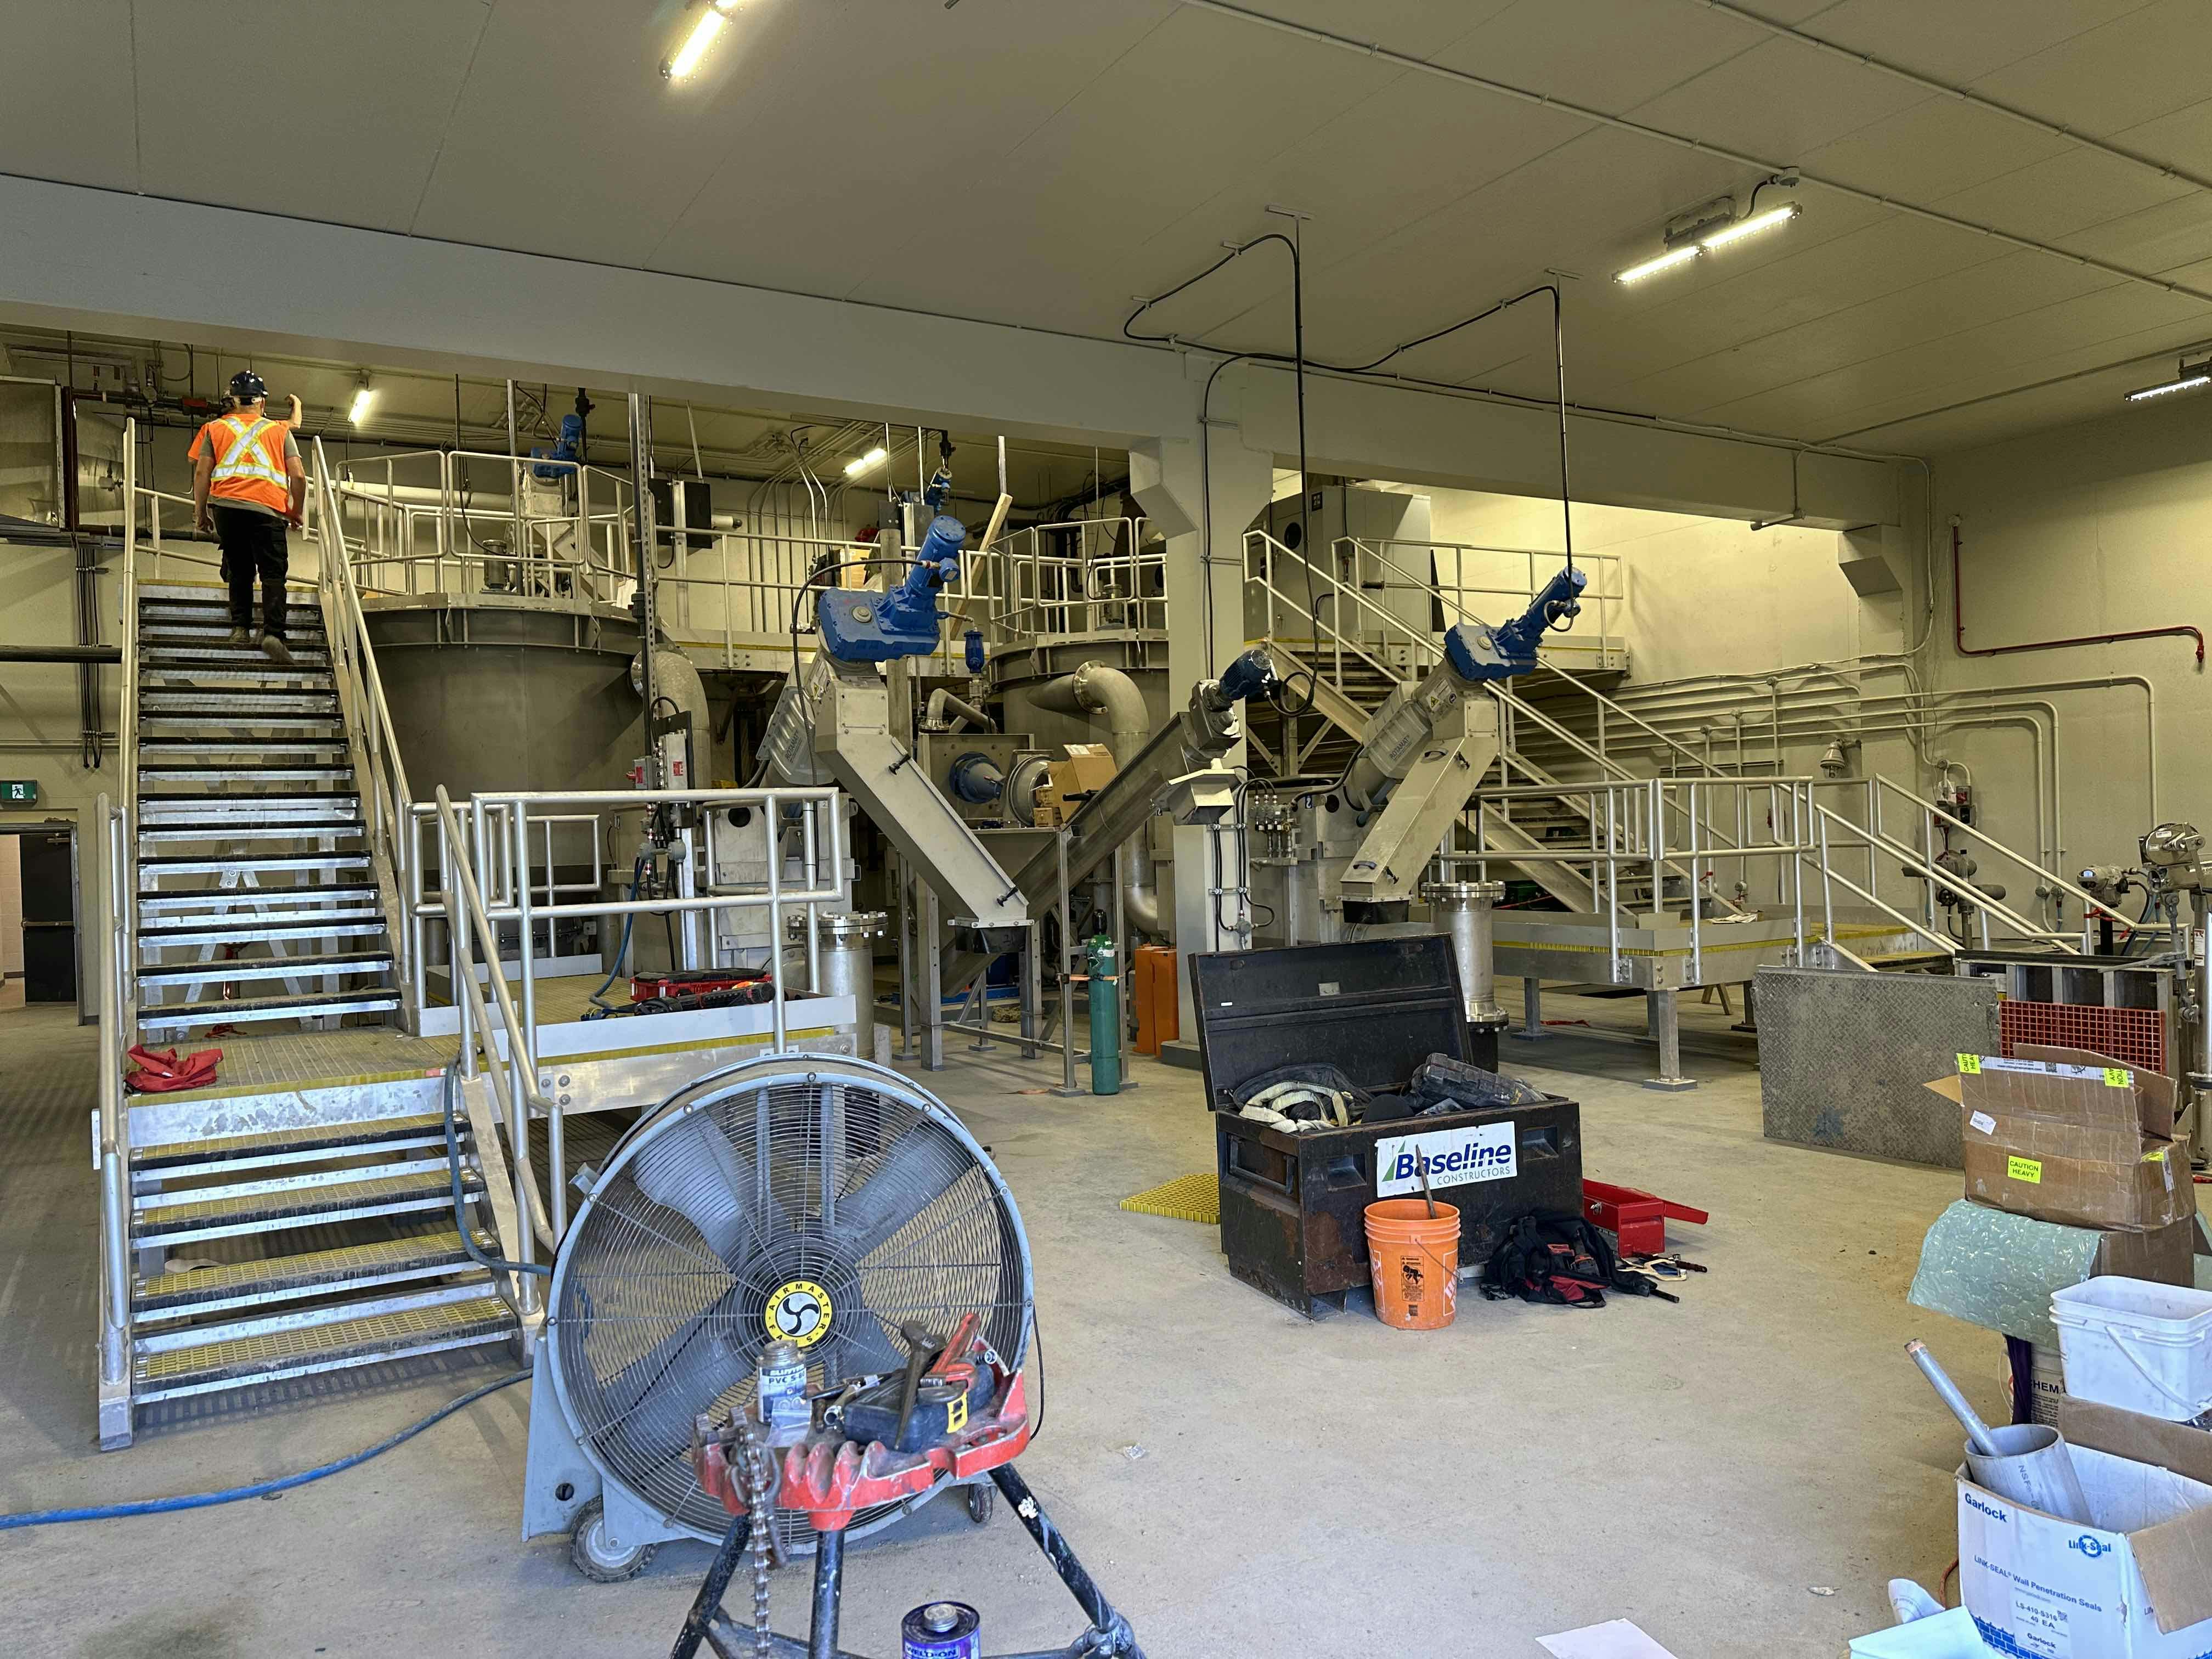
[138,988,402,1026]
[137,1167,476,1234]
[132,1230,481,1313]
[133,1294,515,1390]
[138,883,379,911]
[137,951,397,986]
[134,1113,445,1170]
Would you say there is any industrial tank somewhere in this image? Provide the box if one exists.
[366,599,647,799]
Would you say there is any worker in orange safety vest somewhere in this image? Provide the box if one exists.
[190,370,308,664]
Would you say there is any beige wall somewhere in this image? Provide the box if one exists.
[1412,488,1904,684]
[1928,400,2212,877]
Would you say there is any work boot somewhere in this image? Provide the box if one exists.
[227,627,251,647]
[262,634,294,666]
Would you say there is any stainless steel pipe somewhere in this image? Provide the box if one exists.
[1423,878,1507,1026]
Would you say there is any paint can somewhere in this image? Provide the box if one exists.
[900,1600,981,1659]
[754,1339,809,1438]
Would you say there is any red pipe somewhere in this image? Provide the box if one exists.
[1953,523,2204,667]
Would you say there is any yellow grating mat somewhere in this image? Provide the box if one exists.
[1119,1173,1218,1225]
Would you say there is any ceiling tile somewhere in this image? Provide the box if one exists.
[1429,0,1757,116]
[1624,36,1938,168]
[0,1,138,190]
[1750,0,2161,87]
[132,0,492,233]
[1970,0,2212,140]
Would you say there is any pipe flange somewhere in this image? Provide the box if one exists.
[1420,880,1506,908]
[787,910,889,944]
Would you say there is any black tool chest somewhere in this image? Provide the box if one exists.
[1190,939,1583,1318]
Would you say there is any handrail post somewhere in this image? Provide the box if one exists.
[1687,781,1702,986]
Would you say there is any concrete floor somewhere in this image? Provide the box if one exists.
[0,991,2062,1657]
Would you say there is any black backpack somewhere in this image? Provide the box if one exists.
[1480,1210,1618,1308]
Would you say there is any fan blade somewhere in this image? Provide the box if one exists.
[628,1111,786,1272]
[831,1122,960,1260]
[580,1283,748,1462]
[822,1287,907,1380]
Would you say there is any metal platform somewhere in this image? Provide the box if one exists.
[1491,910,1921,991]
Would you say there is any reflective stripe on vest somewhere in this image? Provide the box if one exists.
[208,416,292,506]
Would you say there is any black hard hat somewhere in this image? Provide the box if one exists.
[228,369,268,402]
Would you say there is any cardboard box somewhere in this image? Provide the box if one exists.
[1926,1043,2185,1232]
[1956,1396,2212,1657]
[1034,742,1118,827]
[1049,742,1116,798]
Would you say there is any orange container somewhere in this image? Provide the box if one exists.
[1133,944,1178,1055]
[1364,1198,1460,1330]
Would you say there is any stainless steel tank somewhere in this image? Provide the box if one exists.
[365,600,648,799]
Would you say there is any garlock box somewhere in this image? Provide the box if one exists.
[1190,938,1583,1318]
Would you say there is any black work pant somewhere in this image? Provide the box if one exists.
[211,505,291,639]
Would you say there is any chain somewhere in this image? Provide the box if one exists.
[742,1417,774,1656]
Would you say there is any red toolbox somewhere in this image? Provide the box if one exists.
[1582,1180,1708,1255]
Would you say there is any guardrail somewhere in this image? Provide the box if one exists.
[331,447,640,605]
[309,440,423,1019]
[423,783,847,1278]
[1344,537,1626,668]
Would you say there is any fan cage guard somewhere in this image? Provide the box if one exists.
[545,1053,1033,1551]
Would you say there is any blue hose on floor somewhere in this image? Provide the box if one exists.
[0,1368,531,1531]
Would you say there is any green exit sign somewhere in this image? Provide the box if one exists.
[0,781,37,804]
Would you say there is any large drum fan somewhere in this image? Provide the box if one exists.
[523,1053,1032,1579]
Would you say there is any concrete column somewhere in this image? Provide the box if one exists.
[1129,420,1267,696]
[1132,417,1272,1000]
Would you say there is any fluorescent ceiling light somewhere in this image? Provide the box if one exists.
[1615,245,1701,285]
[348,380,375,425]
[844,445,888,478]
[1617,197,1802,285]
[1700,202,1799,249]
[2125,359,2212,403]
[664,0,737,81]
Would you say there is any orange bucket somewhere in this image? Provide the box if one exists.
[1364,1198,1460,1330]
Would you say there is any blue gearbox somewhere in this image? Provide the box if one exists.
[817,512,968,663]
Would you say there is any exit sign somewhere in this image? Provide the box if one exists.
[1,781,37,804]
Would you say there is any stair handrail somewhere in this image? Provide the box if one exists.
[117,424,143,1039]
[1250,532,1756,915]
[1798,809,1961,964]
[1340,535,1722,782]
[95,790,133,1444]
[1811,795,2078,953]
[1867,772,2108,935]
[309,439,419,997]
[432,785,558,1290]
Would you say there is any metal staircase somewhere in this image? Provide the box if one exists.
[1243,527,2108,973]
[131,586,403,1035]
[93,428,521,1446]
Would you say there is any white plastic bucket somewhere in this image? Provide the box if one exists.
[2052,1275,2212,1423]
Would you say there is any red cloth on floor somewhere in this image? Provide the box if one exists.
[124,1044,222,1092]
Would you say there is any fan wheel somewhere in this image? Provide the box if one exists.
[569,1498,657,1583]
[966,1480,995,1526]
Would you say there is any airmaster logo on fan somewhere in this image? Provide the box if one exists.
[1375,1122,1517,1197]
[765,1280,833,1348]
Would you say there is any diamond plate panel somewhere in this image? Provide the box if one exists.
[1756,966,2000,1168]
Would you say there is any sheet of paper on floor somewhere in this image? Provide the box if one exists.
[1537,1619,1682,1659]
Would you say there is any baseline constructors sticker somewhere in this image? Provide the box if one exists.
[1375,1122,1517,1197]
